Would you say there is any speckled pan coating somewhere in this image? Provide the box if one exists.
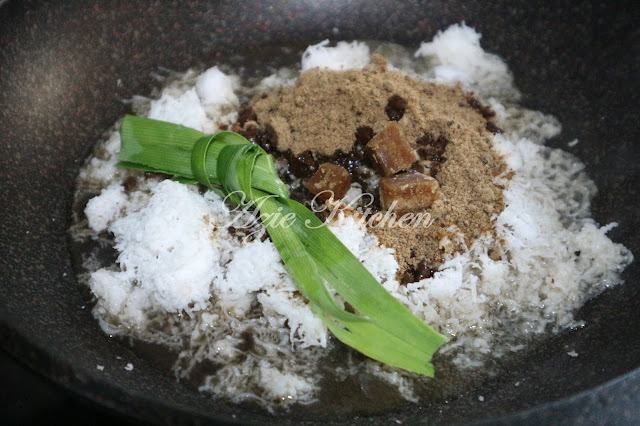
[0,1,638,424]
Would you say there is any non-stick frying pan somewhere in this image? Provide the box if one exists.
[1,1,638,423]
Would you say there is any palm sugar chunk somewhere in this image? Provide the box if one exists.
[305,163,351,200]
[379,172,439,213]
[365,121,418,177]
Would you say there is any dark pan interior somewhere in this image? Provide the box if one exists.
[0,1,638,423]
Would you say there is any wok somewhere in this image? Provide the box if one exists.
[0,0,638,423]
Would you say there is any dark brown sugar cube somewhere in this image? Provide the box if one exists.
[379,172,439,212]
[365,121,418,177]
[305,163,351,200]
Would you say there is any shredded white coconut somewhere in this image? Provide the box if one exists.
[258,360,316,401]
[94,180,219,317]
[72,22,633,411]
[149,88,211,132]
[85,183,127,233]
[301,40,370,72]
[414,23,519,101]
[77,131,122,186]
[195,66,239,107]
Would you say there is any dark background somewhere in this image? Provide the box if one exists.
[0,349,143,425]
[2,347,639,424]
[0,0,638,424]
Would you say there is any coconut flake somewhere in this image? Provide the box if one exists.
[301,40,370,72]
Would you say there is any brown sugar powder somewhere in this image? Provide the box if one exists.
[249,57,507,277]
